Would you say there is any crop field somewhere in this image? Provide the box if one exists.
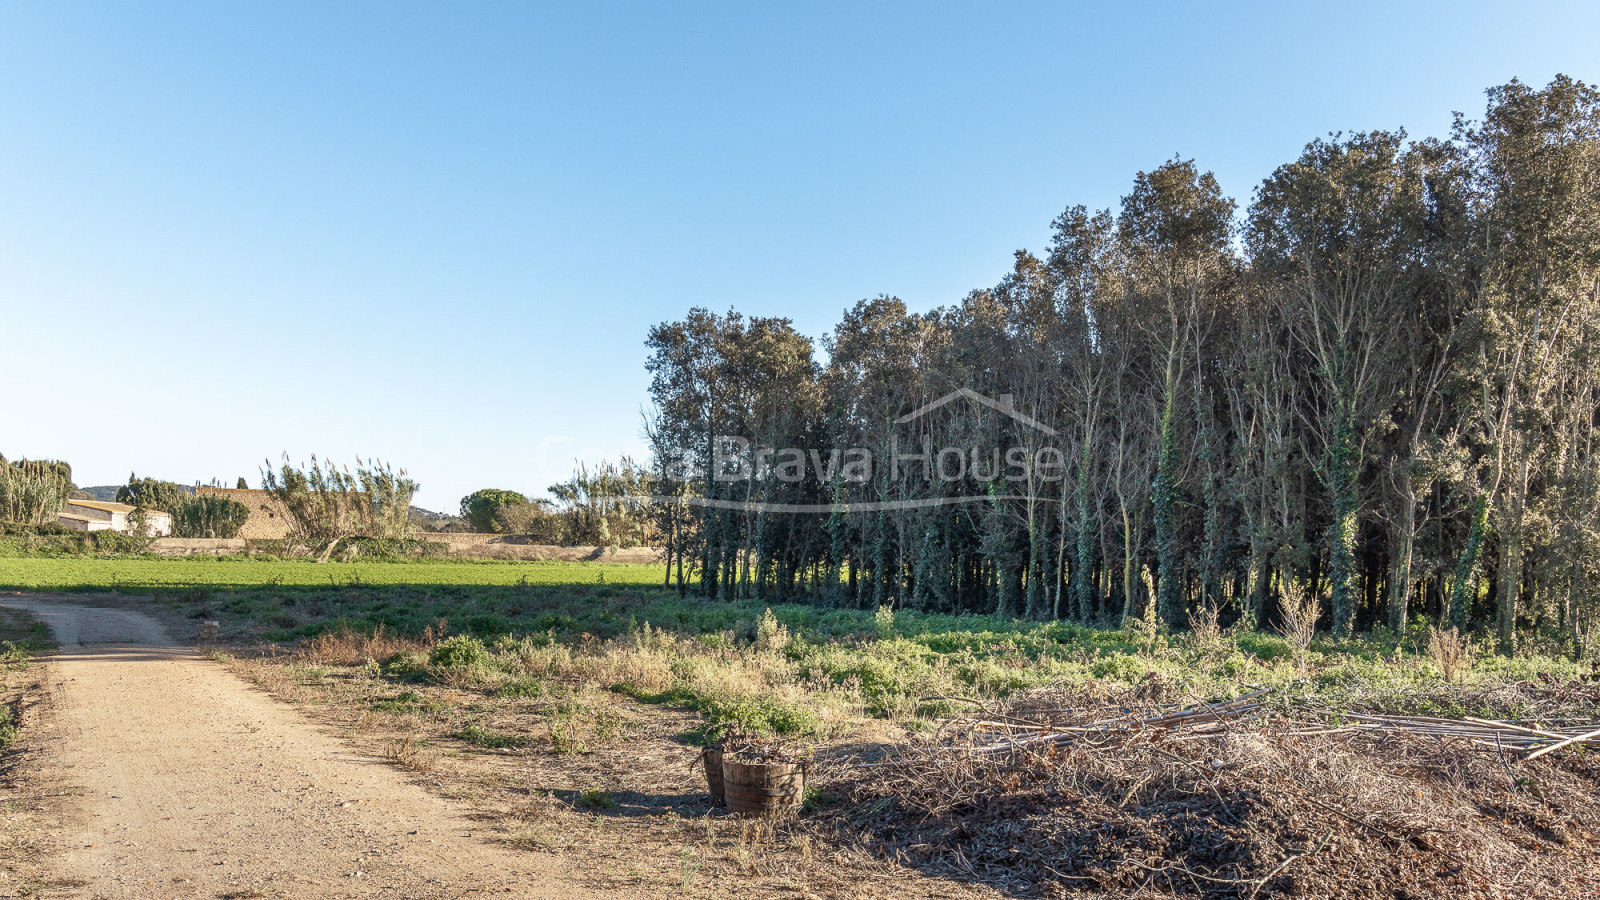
[0,555,667,591]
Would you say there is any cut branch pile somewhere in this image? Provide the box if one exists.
[1336,712,1600,760]
[920,688,1600,762]
[944,688,1270,757]
[823,688,1600,898]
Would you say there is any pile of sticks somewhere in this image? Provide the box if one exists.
[930,689,1600,763]
[947,688,1269,756]
[1336,712,1600,760]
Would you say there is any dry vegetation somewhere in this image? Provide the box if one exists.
[214,601,1600,900]
[225,625,968,899]
[0,606,63,899]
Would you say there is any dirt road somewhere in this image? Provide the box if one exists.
[0,598,603,899]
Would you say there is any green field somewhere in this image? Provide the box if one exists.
[0,555,668,591]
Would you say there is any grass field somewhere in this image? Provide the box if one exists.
[0,555,668,590]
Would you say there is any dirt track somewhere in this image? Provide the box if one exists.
[0,598,602,899]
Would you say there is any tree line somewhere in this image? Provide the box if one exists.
[642,76,1600,656]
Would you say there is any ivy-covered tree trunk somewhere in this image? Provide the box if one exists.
[1326,420,1360,636]
[1073,444,1097,623]
[1154,395,1184,625]
[1450,494,1491,630]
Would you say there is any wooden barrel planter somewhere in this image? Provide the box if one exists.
[721,758,805,816]
[701,749,725,806]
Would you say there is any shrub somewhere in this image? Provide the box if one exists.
[1277,579,1321,676]
[874,604,895,640]
[699,693,819,737]
[576,783,614,810]
[385,650,431,677]
[755,608,791,654]
[492,676,546,699]
[1428,625,1474,683]
[429,635,493,670]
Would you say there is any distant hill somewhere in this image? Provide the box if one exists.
[76,484,199,502]
[411,506,472,532]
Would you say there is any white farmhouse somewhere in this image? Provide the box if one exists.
[57,500,173,536]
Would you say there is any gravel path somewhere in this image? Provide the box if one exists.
[0,597,602,899]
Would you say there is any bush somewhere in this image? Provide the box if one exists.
[699,693,819,737]
[429,635,493,670]
[1090,653,1151,682]
[385,650,431,676]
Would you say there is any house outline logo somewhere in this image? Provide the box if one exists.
[894,388,1059,437]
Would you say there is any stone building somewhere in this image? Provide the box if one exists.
[57,500,173,536]
[194,487,294,539]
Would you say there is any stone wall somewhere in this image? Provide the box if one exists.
[194,488,295,539]
[150,538,250,556]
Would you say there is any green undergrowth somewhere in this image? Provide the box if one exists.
[9,553,1591,740]
[194,578,1600,741]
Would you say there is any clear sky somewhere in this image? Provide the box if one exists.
[2,1,1596,511]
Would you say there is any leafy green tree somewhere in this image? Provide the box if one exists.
[1117,158,1235,627]
[460,488,528,533]
[117,474,189,513]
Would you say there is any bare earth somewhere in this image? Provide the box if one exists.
[0,598,604,899]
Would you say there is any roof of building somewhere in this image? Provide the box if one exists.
[65,499,173,517]
[67,499,136,513]
[56,512,97,522]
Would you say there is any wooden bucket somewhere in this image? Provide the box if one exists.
[702,749,725,806]
[721,759,804,816]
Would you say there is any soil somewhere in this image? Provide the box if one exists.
[0,596,607,899]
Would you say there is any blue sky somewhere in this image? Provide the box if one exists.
[2,1,1596,511]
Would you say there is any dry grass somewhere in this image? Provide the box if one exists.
[381,734,437,772]
[222,638,982,900]
[1277,580,1320,676]
[211,603,1600,900]
[1428,624,1474,684]
[1187,600,1223,654]
[298,622,436,666]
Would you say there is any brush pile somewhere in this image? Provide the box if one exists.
[827,687,1600,898]
[936,687,1600,762]
[1335,712,1600,759]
